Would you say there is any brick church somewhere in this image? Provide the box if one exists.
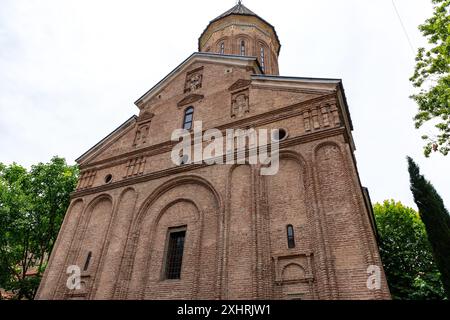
[36,2,391,300]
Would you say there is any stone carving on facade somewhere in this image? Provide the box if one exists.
[133,111,154,148]
[133,124,150,147]
[231,89,250,118]
[184,67,204,93]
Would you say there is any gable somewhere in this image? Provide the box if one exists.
[76,116,138,166]
[134,52,263,110]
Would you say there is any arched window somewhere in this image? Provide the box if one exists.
[287,225,295,249]
[183,107,194,130]
[260,46,266,72]
[240,40,246,56]
[219,42,225,54]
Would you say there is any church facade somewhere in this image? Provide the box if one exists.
[36,3,391,300]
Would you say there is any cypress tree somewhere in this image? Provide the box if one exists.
[407,156,450,298]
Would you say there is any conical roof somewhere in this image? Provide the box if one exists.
[199,2,281,54]
[213,2,258,21]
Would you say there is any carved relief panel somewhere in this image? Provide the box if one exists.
[133,111,154,148]
[229,79,251,119]
[184,67,204,94]
[231,90,250,118]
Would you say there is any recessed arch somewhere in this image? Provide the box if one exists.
[133,175,222,227]
[282,263,307,281]
[154,198,201,229]
[215,37,230,54]
[257,40,270,72]
[115,175,223,300]
[84,193,114,213]
[313,141,343,156]
[235,34,253,56]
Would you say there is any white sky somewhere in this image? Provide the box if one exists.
[0,0,448,209]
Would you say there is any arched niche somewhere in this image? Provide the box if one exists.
[121,175,221,300]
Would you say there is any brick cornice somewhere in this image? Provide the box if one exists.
[71,127,345,199]
[79,93,338,171]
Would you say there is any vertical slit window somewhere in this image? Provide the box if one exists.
[260,46,265,72]
[220,42,225,54]
[83,251,92,271]
[165,229,186,280]
[287,225,295,249]
[240,40,246,56]
[183,107,194,130]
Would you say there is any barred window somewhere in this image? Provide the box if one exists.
[219,42,225,54]
[164,228,186,280]
[287,225,295,249]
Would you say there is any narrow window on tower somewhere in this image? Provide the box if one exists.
[260,46,266,72]
[164,227,187,280]
[287,225,295,249]
[240,40,246,56]
[219,42,225,54]
[183,107,194,130]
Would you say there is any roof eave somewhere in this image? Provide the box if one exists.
[134,52,263,109]
[75,115,138,164]
[198,13,281,55]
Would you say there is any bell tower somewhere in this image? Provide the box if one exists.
[199,1,281,75]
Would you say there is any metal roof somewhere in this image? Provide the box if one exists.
[199,2,281,55]
[213,2,258,20]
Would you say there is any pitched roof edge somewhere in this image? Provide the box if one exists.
[75,115,138,164]
[135,52,263,108]
[252,74,354,131]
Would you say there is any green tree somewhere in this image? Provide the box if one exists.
[0,157,78,299]
[410,0,450,157]
[374,200,445,299]
[407,156,450,298]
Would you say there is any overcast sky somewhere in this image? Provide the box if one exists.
[0,0,448,209]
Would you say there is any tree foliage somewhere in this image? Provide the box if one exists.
[374,200,445,300]
[407,156,450,298]
[410,0,450,157]
[0,157,78,299]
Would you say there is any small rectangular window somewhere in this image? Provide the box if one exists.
[164,228,186,280]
